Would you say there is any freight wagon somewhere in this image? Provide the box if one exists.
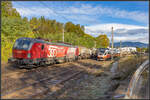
[78,46,91,59]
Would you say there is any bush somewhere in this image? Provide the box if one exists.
[1,17,35,62]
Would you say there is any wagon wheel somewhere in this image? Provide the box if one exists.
[40,62,46,67]
[78,56,81,60]
[25,65,35,69]
[96,58,99,61]
[66,58,68,62]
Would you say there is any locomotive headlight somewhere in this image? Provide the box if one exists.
[27,53,31,58]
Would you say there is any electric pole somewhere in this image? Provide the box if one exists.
[94,41,96,48]
[62,25,64,42]
[120,40,121,48]
[120,40,122,57]
[111,27,114,60]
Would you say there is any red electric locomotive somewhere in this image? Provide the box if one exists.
[8,37,79,68]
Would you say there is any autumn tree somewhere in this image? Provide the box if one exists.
[96,34,110,48]
[1,1,20,18]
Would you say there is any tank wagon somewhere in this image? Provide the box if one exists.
[8,37,79,68]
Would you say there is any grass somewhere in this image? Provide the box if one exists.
[117,55,148,80]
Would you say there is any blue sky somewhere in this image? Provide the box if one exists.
[12,1,149,43]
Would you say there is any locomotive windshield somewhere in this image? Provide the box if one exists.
[13,39,32,50]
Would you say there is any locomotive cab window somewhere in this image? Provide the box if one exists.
[41,45,44,50]
[13,39,32,50]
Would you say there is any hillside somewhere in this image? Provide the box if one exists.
[110,42,148,48]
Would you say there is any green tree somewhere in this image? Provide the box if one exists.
[136,47,141,52]
[1,1,20,18]
[96,34,110,48]
[1,1,35,62]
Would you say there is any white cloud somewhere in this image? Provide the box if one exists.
[85,23,149,43]
[65,15,100,24]
[85,23,148,33]
[58,4,148,24]
[112,36,148,43]
[14,3,148,24]
[15,7,56,17]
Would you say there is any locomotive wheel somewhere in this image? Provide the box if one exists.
[66,58,69,62]
[40,62,46,67]
[78,56,81,60]
[73,57,75,61]
[64,57,68,62]
[71,58,73,62]
[72,58,74,62]
[69,59,72,62]
[96,58,100,61]
[25,65,35,69]
[18,65,25,69]
[65,58,68,62]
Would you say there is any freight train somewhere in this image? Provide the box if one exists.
[8,37,94,68]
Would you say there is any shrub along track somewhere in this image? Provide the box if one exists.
[108,54,148,99]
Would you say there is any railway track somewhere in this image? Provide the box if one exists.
[2,65,65,80]
[2,59,81,77]
[28,71,82,99]
[2,66,82,99]
[2,64,61,77]
[2,59,102,99]
[1,64,77,94]
[43,71,85,99]
[2,67,70,94]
